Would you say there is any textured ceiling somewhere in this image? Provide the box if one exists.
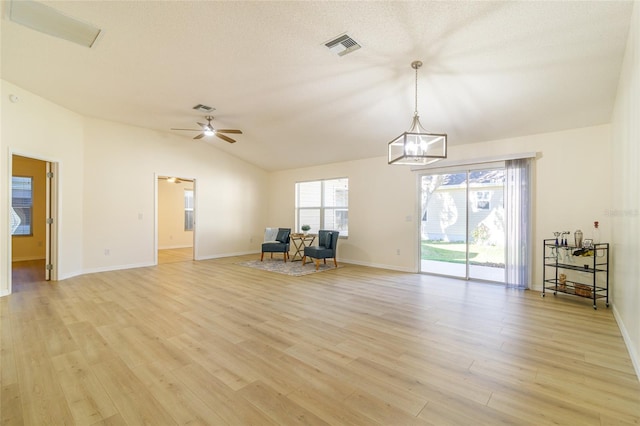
[1,1,633,171]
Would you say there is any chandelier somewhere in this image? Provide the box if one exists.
[388,60,447,165]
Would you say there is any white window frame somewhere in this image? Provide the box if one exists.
[476,191,491,211]
[184,189,194,231]
[11,175,34,236]
[295,177,348,236]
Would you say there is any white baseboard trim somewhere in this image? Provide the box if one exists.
[49,253,260,281]
[340,258,416,273]
[81,261,156,276]
[57,270,84,281]
[197,250,258,260]
[612,304,640,382]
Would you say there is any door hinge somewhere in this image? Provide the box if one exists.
[46,172,54,179]
[46,264,53,271]
[46,218,54,224]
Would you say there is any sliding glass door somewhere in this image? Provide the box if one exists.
[420,172,468,278]
[420,167,506,282]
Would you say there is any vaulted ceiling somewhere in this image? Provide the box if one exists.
[1,1,633,171]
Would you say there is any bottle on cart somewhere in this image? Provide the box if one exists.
[574,230,583,248]
[592,221,600,245]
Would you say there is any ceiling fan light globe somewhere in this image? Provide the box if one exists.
[204,130,214,136]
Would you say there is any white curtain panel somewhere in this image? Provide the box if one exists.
[505,158,533,288]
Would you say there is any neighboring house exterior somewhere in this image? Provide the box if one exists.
[421,173,505,245]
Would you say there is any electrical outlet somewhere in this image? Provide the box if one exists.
[396,249,401,255]
[104,249,110,256]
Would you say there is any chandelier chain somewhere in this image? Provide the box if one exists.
[414,65,418,115]
[411,60,423,116]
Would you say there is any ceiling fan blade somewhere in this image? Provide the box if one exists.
[197,122,207,128]
[171,128,201,131]
[215,133,236,143]
[216,129,243,134]
[194,133,205,140]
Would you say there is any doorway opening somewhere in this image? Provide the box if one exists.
[156,175,195,264]
[10,154,58,291]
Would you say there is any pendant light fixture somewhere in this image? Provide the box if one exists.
[388,60,447,165]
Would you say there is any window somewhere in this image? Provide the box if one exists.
[11,176,33,236]
[476,191,491,210]
[295,178,348,236]
[184,189,194,231]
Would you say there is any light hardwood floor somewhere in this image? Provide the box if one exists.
[2,256,639,425]
[158,248,194,265]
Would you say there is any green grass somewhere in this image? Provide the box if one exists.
[421,241,505,267]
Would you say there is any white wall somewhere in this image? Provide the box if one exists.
[1,81,616,296]
[1,81,270,291]
[82,117,270,273]
[449,125,613,288]
[270,158,417,271]
[158,178,193,249]
[611,2,640,378]
[269,124,613,285]
[1,80,85,292]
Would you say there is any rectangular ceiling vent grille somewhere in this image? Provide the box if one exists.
[325,34,361,57]
[193,104,215,113]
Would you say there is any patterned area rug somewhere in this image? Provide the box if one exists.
[237,259,340,276]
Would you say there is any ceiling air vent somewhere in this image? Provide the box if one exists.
[325,34,361,57]
[193,104,215,113]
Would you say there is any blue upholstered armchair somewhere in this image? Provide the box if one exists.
[303,230,339,270]
[261,228,291,262]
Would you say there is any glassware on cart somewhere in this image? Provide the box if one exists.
[551,232,561,260]
[574,230,583,249]
[565,246,574,262]
[562,232,573,262]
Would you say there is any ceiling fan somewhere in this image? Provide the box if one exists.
[171,116,243,143]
